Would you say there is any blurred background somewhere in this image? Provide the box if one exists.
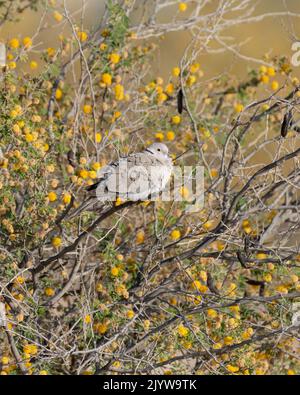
[1,0,300,80]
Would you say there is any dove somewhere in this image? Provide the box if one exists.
[68,143,173,218]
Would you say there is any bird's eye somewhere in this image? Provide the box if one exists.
[157,148,161,151]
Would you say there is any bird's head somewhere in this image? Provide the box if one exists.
[145,143,170,159]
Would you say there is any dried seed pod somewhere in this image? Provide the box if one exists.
[281,109,293,138]
[177,88,183,114]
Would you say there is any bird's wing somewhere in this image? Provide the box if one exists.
[86,160,118,192]
[87,153,172,201]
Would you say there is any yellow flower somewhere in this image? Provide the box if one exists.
[96,283,103,293]
[207,309,218,319]
[234,103,244,113]
[53,11,63,22]
[44,287,55,297]
[111,266,120,276]
[155,132,164,141]
[156,85,163,94]
[228,319,238,329]
[1,357,9,365]
[157,92,168,103]
[23,344,38,355]
[83,104,92,114]
[80,157,87,166]
[202,128,211,138]
[115,283,128,298]
[48,191,57,202]
[55,88,62,100]
[212,342,222,350]
[260,75,269,84]
[190,63,200,73]
[47,164,55,173]
[84,314,92,324]
[92,162,101,171]
[143,319,151,330]
[187,75,196,86]
[15,276,25,285]
[136,230,145,244]
[30,61,38,70]
[267,262,275,271]
[96,322,108,335]
[171,115,181,124]
[23,37,32,48]
[99,43,107,51]
[178,2,187,12]
[79,169,89,179]
[226,365,239,373]
[223,336,234,345]
[77,31,88,42]
[101,73,112,86]
[95,133,102,143]
[263,273,272,283]
[51,237,62,248]
[210,168,218,178]
[267,67,276,76]
[287,369,295,375]
[47,47,56,57]
[243,224,252,234]
[191,281,208,293]
[177,324,189,337]
[262,104,270,111]
[156,77,163,85]
[8,61,16,70]
[89,170,97,179]
[114,84,124,101]
[39,370,48,375]
[115,197,123,206]
[172,67,180,77]
[241,327,254,340]
[275,285,288,294]
[180,186,189,199]
[199,270,207,283]
[171,229,181,240]
[9,38,20,49]
[109,53,120,64]
[126,310,135,319]
[227,282,237,296]
[259,65,267,74]
[112,361,120,368]
[290,274,299,283]
[62,192,72,205]
[166,130,175,141]
[165,83,174,95]
[203,220,213,230]
[271,81,279,91]
[256,252,267,260]
[113,111,121,120]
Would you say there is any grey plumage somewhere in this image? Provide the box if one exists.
[68,143,173,218]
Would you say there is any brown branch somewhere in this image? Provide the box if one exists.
[31,201,136,275]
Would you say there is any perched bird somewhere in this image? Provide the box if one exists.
[69,143,173,218]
